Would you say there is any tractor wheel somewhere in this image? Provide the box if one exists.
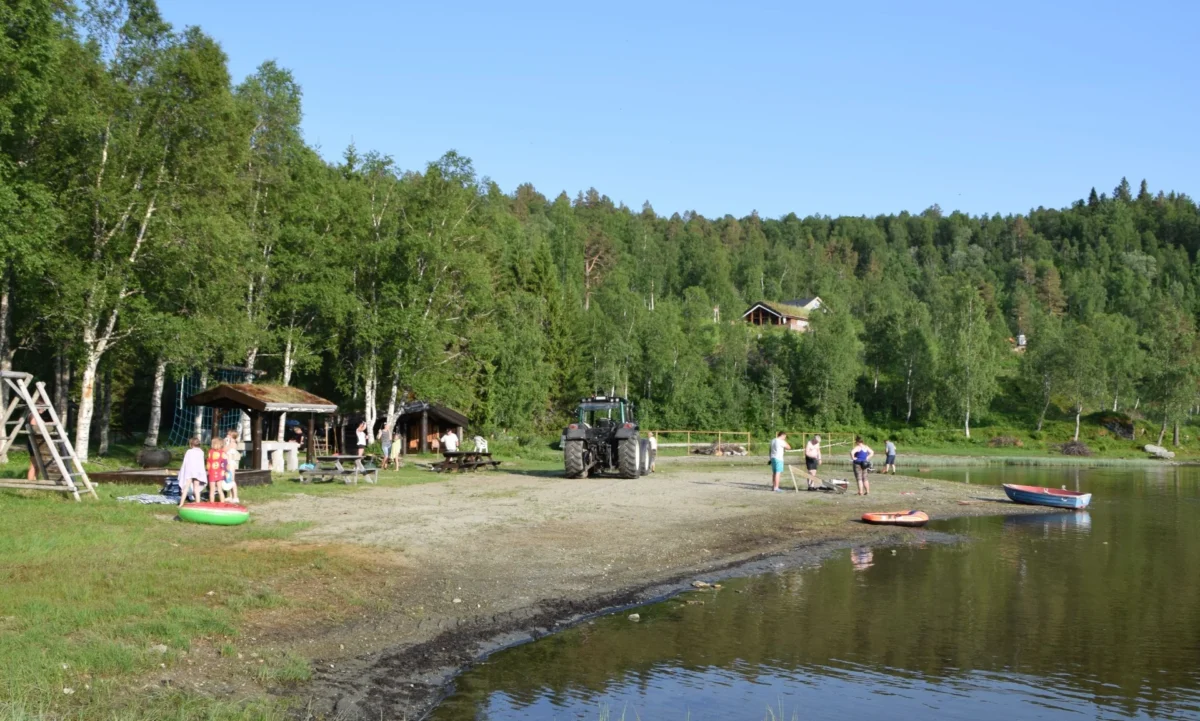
[639,439,651,475]
[618,437,640,479]
[564,440,587,478]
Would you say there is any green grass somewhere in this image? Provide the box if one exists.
[0,443,579,720]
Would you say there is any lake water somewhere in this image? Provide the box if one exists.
[431,466,1200,721]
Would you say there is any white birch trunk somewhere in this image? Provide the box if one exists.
[904,361,914,424]
[276,337,295,442]
[237,347,258,441]
[364,359,378,443]
[1112,394,1119,413]
[74,337,103,462]
[385,349,402,430]
[1073,406,1082,441]
[145,357,167,447]
[0,273,10,463]
[964,397,971,439]
[192,369,209,441]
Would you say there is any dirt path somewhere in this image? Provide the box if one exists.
[247,460,1049,719]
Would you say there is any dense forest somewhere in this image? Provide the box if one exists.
[3,1,1200,462]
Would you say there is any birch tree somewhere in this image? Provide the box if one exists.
[43,6,244,459]
[936,282,1002,438]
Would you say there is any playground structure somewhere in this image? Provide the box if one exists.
[0,371,97,501]
[167,366,265,447]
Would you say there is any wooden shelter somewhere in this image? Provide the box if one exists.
[394,401,469,454]
[187,384,337,483]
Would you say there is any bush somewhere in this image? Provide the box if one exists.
[988,435,1024,448]
[1056,440,1093,456]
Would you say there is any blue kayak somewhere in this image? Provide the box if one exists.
[1003,483,1092,510]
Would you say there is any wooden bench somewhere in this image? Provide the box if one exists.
[434,451,501,473]
[302,455,378,484]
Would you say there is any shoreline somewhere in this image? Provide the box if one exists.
[274,464,1061,720]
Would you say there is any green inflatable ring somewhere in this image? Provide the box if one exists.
[178,502,250,526]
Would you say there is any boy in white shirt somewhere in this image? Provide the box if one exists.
[769,431,790,493]
[440,430,459,453]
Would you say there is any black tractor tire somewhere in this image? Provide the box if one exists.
[618,437,640,479]
[564,440,587,478]
[639,439,651,475]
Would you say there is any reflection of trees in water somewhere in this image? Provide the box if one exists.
[438,490,1200,720]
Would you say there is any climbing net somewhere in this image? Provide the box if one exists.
[167,368,249,447]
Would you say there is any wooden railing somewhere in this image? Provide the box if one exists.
[643,430,753,454]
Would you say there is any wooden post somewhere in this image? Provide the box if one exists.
[420,409,429,454]
[686,430,691,453]
[401,422,407,457]
[716,431,723,456]
[307,414,316,464]
[250,410,263,471]
[457,425,464,444]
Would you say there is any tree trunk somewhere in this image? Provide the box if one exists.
[1134,397,1140,411]
[873,365,878,392]
[1112,394,1119,413]
[97,367,113,456]
[237,347,258,441]
[1073,405,1082,441]
[904,362,914,424]
[364,357,377,443]
[73,345,101,462]
[964,397,971,439]
[192,369,209,442]
[0,270,11,463]
[1173,420,1180,447]
[1037,397,1050,433]
[276,336,295,442]
[1157,414,1168,446]
[144,357,167,447]
[384,346,404,432]
[54,347,70,425]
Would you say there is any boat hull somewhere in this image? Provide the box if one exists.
[1002,484,1091,509]
[861,510,929,527]
[178,502,250,526]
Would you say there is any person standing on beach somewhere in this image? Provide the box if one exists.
[851,436,874,496]
[804,435,822,490]
[379,424,393,469]
[769,431,790,493]
[355,421,367,457]
[884,438,897,474]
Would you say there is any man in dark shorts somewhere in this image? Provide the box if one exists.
[804,435,822,490]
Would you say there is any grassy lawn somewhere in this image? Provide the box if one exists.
[0,445,482,721]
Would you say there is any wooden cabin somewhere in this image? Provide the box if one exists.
[394,401,469,454]
[742,299,815,332]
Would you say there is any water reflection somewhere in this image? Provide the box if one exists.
[432,466,1200,721]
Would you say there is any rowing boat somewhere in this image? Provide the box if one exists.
[178,502,250,526]
[861,510,929,527]
[1002,484,1092,510]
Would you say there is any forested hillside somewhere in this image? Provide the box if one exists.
[4,1,1200,461]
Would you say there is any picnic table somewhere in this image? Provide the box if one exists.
[299,454,379,484]
[433,450,500,473]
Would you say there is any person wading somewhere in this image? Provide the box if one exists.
[769,431,791,493]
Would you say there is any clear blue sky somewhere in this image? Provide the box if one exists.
[158,0,1198,220]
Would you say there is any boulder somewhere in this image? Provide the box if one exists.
[1144,444,1175,459]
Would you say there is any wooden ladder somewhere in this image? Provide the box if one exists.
[0,371,97,501]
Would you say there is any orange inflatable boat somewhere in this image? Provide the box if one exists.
[861,510,929,527]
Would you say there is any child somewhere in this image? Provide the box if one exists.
[206,437,228,503]
[177,438,208,507]
[221,431,241,503]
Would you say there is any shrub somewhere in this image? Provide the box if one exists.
[1056,440,1093,456]
[988,435,1024,448]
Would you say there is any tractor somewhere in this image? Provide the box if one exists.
[562,395,650,478]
